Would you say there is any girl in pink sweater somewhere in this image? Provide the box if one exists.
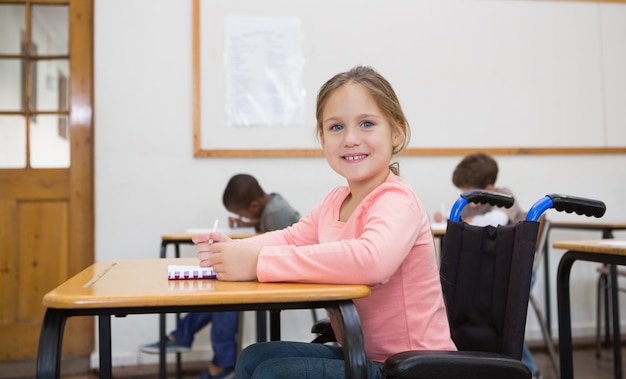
[193,66,456,379]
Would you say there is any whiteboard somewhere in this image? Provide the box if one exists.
[193,0,626,156]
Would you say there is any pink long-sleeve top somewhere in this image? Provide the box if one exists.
[243,172,456,362]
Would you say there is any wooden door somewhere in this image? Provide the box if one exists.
[0,0,94,376]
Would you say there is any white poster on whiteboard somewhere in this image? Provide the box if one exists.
[224,15,305,127]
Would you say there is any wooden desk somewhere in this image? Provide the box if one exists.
[36,258,370,379]
[550,222,626,239]
[554,239,626,379]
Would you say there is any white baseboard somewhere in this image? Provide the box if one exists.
[90,322,616,369]
[525,323,601,342]
[90,349,213,369]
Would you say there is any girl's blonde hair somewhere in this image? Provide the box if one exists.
[315,66,410,175]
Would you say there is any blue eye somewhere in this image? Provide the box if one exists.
[329,124,343,131]
[361,121,374,128]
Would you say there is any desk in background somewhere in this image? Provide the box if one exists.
[554,239,626,379]
[430,222,447,252]
[36,258,370,379]
[541,222,626,337]
[161,228,258,259]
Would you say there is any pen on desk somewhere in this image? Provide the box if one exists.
[209,219,219,245]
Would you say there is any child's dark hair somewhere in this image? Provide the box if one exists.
[315,65,410,175]
[222,174,266,212]
[452,153,498,189]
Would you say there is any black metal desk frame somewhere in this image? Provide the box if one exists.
[542,224,625,338]
[37,300,365,379]
[557,250,625,379]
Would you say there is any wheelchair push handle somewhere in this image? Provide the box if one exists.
[449,190,515,222]
[526,194,606,222]
[462,189,515,208]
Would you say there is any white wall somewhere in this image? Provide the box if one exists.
[197,0,626,151]
[94,0,626,368]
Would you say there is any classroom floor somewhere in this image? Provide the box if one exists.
[56,343,623,379]
[534,342,621,379]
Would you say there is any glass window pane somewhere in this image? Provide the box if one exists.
[0,59,24,111]
[32,5,69,56]
[0,5,25,55]
[30,115,70,168]
[0,116,27,168]
[35,59,69,111]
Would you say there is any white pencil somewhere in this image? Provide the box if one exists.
[209,219,219,245]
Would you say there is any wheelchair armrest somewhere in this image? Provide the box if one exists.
[310,317,337,344]
[384,350,531,379]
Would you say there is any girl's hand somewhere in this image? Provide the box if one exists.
[201,241,261,281]
[193,232,260,281]
[192,231,232,246]
[193,232,232,269]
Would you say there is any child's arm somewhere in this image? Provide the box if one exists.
[256,188,429,285]
[194,211,319,281]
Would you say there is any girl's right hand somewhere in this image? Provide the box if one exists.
[192,232,232,266]
[192,231,232,245]
[205,241,261,281]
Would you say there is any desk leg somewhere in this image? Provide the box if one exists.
[256,311,267,342]
[98,315,112,379]
[327,301,366,379]
[557,252,576,379]
[160,241,167,259]
[603,229,616,350]
[558,251,625,379]
[159,313,166,379]
[601,269,611,348]
[543,233,552,337]
[269,310,281,341]
[609,265,623,379]
[36,309,67,379]
[175,313,182,379]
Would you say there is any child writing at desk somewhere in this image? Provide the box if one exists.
[141,174,300,379]
[432,152,541,379]
[193,66,456,379]
[433,152,524,226]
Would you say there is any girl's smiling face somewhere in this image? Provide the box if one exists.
[320,83,402,190]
